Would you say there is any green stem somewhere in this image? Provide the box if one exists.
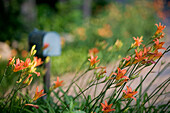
[147,82,169,112]
[0,66,8,85]
[144,77,169,105]
[65,69,89,94]
[142,63,170,95]
[94,80,98,98]
[73,81,104,101]
[121,49,167,111]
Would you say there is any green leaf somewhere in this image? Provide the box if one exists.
[59,87,65,94]
[44,99,55,113]
[53,91,68,110]
[70,99,74,111]
[38,105,47,113]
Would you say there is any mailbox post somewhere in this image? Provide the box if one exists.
[29,29,61,93]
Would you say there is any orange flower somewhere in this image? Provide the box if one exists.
[76,27,86,40]
[24,58,31,67]
[134,49,147,64]
[11,49,17,57]
[34,57,43,67]
[153,51,163,60]
[158,33,165,39]
[122,86,138,101]
[101,101,115,113]
[23,74,32,85]
[88,55,100,67]
[89,48,99,56]
[115,79,128,87]
[153,38,166,50]
[155,22,166,35]
[25,104,39,109]
[43,43,49,50]
[33,71,40,77]
[53,77,64,89]
[143,46,151,56]
[32,86,46,101]
[148,50,163,61]
[21,50,28,58]
[123,56,131,66]
[132,36,143,47]
[98,24,113,38]
[113,67,129,80]
[123,56,131,61]
[13,58,25,72]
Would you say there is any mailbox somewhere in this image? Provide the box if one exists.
[29,29,61,57]
[29,29,61,93]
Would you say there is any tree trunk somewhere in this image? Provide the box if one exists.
[83,0,92,19]
[21,0,36,31]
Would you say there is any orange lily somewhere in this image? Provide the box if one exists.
[148,50,163,61]
[153,51,162,60]
[88,55,100,67]
[25,104,39,109]
[123,56,131,66]
[28,62,41,77]
[155,22,166,35]
[123,56,131,61]
[23,74,33,85]
[53,77,64,89]
[132,36,143,47]
[13,58,25,72]
[21,50,28,58]
[32,86,46,101]
[143,46,151,56]
[115,79,128,87]
[122,86,138,101]
[34,57,43,67]
[24,58,31,67]
[34,71,40,77]
[153,38,166,50]
[133,49,147,64]
[157,33,165,39]
[89,48,99,56]
[101,101,115,113]
[113,67,129,80]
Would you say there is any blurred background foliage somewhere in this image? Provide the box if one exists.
[0,0,169,76]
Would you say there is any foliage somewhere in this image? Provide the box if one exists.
[0,0,26,42]
[0,0,161,75]
[36,0,83,32]
[0,22,169,113]
[46,1,159,75]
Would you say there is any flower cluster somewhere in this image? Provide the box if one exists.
[122,23,166,67]
[98,24,113,38]
[7,46,43,86]
[99,22,166,112]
